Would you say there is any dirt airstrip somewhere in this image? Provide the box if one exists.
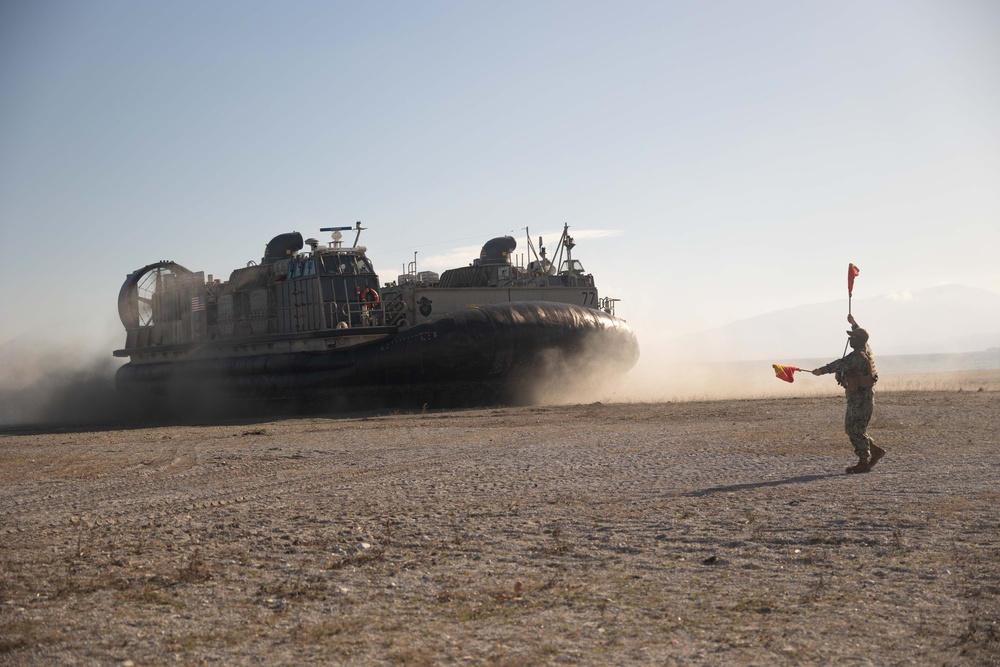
[1,388,998,665]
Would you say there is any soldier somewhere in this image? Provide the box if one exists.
[812,314,886,473]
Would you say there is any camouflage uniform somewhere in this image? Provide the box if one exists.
[816,328,877,459]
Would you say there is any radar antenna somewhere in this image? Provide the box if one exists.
[320,221,365,247]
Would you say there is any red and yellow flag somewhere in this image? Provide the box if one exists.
[772,364,801,383]
[848,263,860,296]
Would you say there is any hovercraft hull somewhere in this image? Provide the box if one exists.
[116,301,638,409]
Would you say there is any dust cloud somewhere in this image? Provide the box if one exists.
[0,341,294,427]
[590,344,838,404]
[595,345,1000,404]
[0,340,127,427]
[0,334,812,427]
[4,326,989,430]
[497,327,826,407]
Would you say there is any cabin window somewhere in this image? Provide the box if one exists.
[319,255,344,274]
[319,256,338,274]
[317,253,374,276]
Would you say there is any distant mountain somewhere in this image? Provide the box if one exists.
[671,284,1000,362]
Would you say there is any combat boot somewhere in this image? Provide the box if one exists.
[846,456,871,474]
[868,445,886,468]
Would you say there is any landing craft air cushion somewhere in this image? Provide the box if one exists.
[113,223,639,409]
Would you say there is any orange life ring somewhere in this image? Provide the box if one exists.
[360,287,380,309]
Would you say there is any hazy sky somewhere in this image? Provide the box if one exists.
[2,0,998,353]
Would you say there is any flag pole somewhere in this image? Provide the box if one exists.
[843,263,859,357]
[843,294,852,356]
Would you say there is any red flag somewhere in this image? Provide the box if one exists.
[772,364,801,383]
[848,263,860,296]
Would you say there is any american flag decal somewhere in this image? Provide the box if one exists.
[191,296,206,312]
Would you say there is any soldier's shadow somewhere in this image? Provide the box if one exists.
[684,473,841,498]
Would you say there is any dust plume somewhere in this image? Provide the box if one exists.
[0,339,301,426]
[605,329,1000,402]
[587,342,838,404]
[503,329,642,406]
[492,328,834,407]
[0,337,127,427]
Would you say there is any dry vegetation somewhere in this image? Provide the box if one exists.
[1,384,999,665]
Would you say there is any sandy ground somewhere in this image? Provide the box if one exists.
[1,387,998,666]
